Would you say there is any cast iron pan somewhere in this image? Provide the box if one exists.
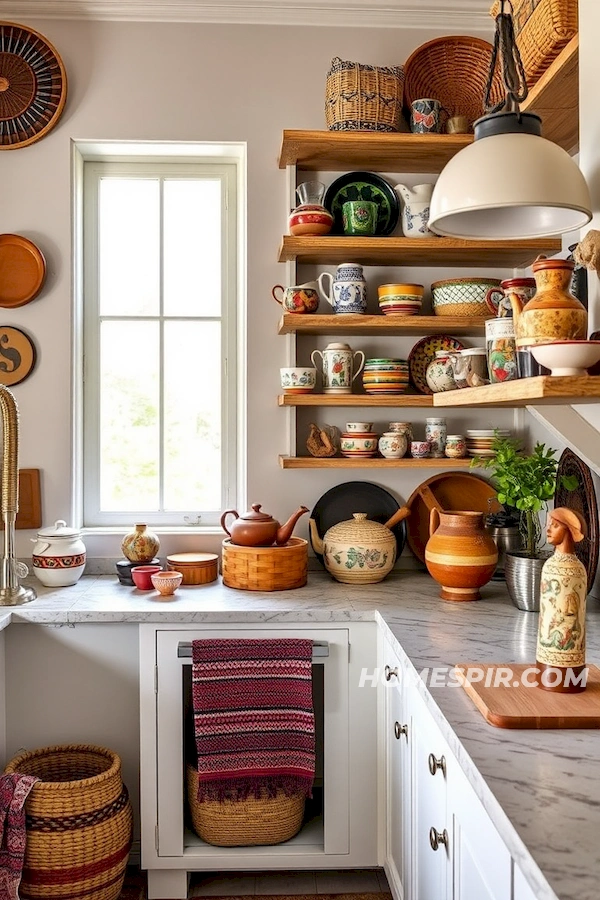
[554,447,599,594]
[309,481,407,566]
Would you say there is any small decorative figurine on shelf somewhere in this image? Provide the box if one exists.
[536,507,588,693]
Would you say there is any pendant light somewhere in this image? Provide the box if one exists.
[428,1,592,240]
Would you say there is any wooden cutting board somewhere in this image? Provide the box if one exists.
[0,468,42,530]
[455,663,600,728]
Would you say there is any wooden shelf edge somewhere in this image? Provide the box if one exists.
[277,314,487,336]
[279,455,474,469]
[278,393,434,407]
[432,375,600,408]
[521,35,579,154]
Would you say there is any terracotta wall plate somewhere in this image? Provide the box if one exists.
[0,234,46,307]
[0,326,36,385]
[0,22,67,150]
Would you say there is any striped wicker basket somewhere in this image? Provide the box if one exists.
[490,0,577,88]
[4,744,133,900]
[221,537,308,591]
[186,764,305,847]
[325,56,405,132]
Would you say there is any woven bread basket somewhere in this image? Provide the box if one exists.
[4,744,132,900]
[403,36,504,128]
[489,0,577,88]
[221,537,308,591]
[186,764,305,846]
[325,56,405,132]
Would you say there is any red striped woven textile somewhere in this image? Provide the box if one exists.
[192,639,315,801]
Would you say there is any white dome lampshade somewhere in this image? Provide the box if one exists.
[428,111,592,240]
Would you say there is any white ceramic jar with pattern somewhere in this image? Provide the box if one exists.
[425,417,447,458]
[31,520,87,587]
[378,432,408,459]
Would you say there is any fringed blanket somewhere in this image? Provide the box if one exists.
[192,638,315,801]
[0,773,39,900]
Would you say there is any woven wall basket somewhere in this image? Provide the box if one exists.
[325,56,405,132]
[186,764,305,847]
[4,744,133,900]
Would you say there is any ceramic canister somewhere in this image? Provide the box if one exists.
[444,435,466,459]
[425,509,498,602]
[32,520,87,587]
[378,432,407,459]
[425,417,447,458]
[485,317,518,383]
[321,513,396,584]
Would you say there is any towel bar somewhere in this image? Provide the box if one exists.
[177,640,329,659]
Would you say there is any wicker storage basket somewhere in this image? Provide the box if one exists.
[490,0,577,88]
[221,537,308,591]
[4,744,133,900]
[186,764,305,846]
[403,36,504,128]
[325,56,405,133]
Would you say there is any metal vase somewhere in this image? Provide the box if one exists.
[504,551,552,612]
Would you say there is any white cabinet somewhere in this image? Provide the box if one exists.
[513,866,540,900]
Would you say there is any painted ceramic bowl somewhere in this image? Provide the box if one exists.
[151,570,183,596]
[340,435,379,453]
[529,341,600,376]
[346,422,373,433]
[280,367,317,392]
[378,283,425,298]
[411,440,431,458]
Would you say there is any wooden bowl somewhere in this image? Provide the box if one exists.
[166,552,219,585]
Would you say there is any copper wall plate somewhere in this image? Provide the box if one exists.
[0,234,46,307]
[0,326,36,385]
[0,22,68,149]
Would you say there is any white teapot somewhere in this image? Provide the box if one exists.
[394,183,436,238]
[31,520,87,587]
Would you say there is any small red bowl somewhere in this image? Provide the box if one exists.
[132,565,162,591]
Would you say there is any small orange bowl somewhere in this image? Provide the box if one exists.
[378,283,424,298]
[151,570,183,596]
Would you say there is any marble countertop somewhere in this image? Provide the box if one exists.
[5,571,600,900]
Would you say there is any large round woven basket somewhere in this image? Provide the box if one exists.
[4,744,133,900]
[186,764,305,847]
[403,36,504,128]
[221,537,308,591]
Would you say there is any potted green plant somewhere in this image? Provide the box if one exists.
[471,435,578,610]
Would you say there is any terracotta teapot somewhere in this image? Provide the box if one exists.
[221,503,309,547]
[508,256,587,349]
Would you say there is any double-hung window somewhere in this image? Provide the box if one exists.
[81,157,240,528]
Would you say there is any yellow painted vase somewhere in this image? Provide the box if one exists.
[121,523,160,563]
[511,256,587,349]
[425,510,498,601]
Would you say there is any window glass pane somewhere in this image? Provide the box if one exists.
[163,321,221,511]
[163,179,221,317]
[100,321,160,511]
[99,178,160,316]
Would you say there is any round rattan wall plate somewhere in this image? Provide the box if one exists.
[0,22,67,150]
[0,326,36,385]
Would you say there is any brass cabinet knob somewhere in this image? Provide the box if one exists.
[394,721,408,739]
[385,665,399,681]
[429,827,448,851]
[428,753,446,776]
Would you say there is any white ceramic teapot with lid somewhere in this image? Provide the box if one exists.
[31,520,87,587]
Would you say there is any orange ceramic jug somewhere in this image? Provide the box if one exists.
[425,509,498,601]
[508,256,587,349]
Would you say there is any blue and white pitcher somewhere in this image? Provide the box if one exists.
[394,183,435,238]
[318,262,367,314]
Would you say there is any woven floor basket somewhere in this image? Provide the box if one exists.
[489,0,577,87]
[4,744,133,900]
[403,36,504,128]
[325,56,405,132]
[186,764,305,846]
[221,537,308,591]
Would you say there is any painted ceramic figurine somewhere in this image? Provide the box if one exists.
[536,507,588,693]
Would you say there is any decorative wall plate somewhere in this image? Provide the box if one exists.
[0,22,67,149]
[0,234,46,307]
[554,448,599,595]
[0,326,36,385]
[324,172,399,236]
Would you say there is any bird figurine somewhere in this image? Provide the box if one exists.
[306,423,340,458]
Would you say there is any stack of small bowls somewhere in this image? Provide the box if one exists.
[378,283,424,316]
[363,358,410,394]
[465,429,511,457]
[340,422,378,458]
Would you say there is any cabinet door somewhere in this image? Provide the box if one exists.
[448,757,511,900]
[382,643,409,900]
[513,865,539,900]
[409,688,450,900]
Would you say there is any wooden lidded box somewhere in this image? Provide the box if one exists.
[166,552,219,585]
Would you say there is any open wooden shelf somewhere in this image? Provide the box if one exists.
[278,131,473,172]
[278,314,487,337]
[520,35,579,153]
[279,393,434,408]
[432,375,600,408]
[278,236,561,268]
[279,455,473,469]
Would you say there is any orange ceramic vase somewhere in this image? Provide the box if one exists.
[513,256,587,349]
[425,510,498,601]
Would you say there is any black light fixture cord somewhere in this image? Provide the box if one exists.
[484,0,528,115]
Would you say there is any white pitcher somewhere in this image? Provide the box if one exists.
[311,342,365,394]
[394,183,435,238]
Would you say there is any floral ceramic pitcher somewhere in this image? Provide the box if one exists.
[311,342,365,394]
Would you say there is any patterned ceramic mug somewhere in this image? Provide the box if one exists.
[410,99,442,134]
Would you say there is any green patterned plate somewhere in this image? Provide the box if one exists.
[408,334,465,395]
[324,171,400,236]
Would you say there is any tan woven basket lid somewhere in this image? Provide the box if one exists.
[167,552,218,567]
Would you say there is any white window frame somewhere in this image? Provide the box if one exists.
[72,141,247,536]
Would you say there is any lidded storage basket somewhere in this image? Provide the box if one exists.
[325,56,405,132]
[221,537,308,591]
[4,744,133,900]
[186,764,305,846]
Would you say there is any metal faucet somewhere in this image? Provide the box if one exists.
[0,385,36,605]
